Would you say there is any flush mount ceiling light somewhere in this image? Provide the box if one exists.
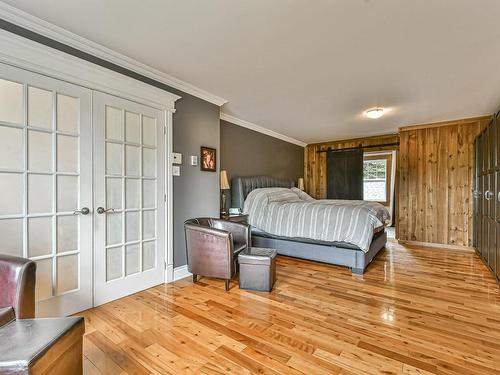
[365,108,385,119]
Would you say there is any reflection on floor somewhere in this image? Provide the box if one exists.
[81,241,500,375]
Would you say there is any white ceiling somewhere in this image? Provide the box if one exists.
[3,0,500,144]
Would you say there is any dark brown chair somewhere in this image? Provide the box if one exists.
[0,254,36,320]
[184,218,251,291]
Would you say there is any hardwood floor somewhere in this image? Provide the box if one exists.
[81,241,500,375]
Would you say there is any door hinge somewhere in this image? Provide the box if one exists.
[164,126,166,135]
[164,193,167,202]
[164,261,167,270]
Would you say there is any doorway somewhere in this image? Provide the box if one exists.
[0,61,172,316]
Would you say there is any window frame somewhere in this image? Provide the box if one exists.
[363,157,390,204]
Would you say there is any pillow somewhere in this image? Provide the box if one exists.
[267,189,302,203]
[291,187,315,201]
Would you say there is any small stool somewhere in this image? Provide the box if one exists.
[238,247,277,292]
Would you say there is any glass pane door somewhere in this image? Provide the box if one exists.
[94,91,165,306]
[0,63,92,317]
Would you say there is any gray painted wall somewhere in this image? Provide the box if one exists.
[220,120,304,208]
[172,99,219,267]
[0,20,220,268]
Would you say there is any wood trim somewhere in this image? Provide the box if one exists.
[307,133,399,148]
[397,240,475,252]
[399,115,492,132]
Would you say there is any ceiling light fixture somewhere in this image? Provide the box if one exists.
[365,108,385,119]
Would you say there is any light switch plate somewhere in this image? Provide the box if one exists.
[172,152,182,164]
[172,165,180,176]
[190,155,198,166]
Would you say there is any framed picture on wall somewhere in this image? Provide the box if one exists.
[200,146,216,172]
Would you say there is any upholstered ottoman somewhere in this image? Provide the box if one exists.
[238,247,277,292]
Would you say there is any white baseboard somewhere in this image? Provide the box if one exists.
[165,264,174,283]
[173,265,192,281]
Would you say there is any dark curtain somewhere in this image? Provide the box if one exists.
[327,148,363,200]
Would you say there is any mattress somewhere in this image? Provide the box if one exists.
[251,225,386,251]
[244,187,390,252]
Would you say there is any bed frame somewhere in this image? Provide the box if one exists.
[231,176,387,274]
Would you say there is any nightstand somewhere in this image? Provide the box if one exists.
[220,213,248,224]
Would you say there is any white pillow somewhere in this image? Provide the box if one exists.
[267,189,302,203]
[291,187,315,201]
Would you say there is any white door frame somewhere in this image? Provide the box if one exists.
[0,31,180,287]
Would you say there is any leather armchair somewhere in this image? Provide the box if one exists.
[0,254,36,320]
[184,218,251,291]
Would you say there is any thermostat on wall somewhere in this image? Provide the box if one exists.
[190,155,198,166]
[172,165,180,176]
[172,152,182,164]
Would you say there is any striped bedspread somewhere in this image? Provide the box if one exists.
[244,188,390,252]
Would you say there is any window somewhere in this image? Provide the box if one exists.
[363,159,387,202]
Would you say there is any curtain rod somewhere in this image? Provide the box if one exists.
[316,142,400,153]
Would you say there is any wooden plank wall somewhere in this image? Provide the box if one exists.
[398,116,491,247]
[304,134,399,199]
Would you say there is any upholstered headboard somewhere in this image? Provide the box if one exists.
[231,176,295,211]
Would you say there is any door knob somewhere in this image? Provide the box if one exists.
[96,207,115,214]
[73,207,90,215]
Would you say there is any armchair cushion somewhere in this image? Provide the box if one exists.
[211,219,251,252]
[0,317,84,372]
[0,254,36,319]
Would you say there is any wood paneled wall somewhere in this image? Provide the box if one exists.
[398,116,491,247]
[304,134,399,198]
[303,116,491,249]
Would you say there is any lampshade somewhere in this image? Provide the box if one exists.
[297,177,304,191]
[220,170,230,190]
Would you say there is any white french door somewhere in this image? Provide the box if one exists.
[0,62,169,315]
[93,91,166,306]
[0,63,93,317]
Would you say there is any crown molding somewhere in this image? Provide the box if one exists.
[0,29,180,111]
[399,115,492,132]
[220,113,307,147]
[0,1,228,106]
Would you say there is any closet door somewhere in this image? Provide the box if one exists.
[477,136,483,255]
[490,120,497,273]
[0,63,92,317]
[93,91,166,306]
[496,114,500,279]
[473,139,478,250]
[481,129,488,263]
[483,173,489,264]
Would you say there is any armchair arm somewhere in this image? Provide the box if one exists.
[211,220,251,250]
[0,254,36,319]
[184,223,235,279]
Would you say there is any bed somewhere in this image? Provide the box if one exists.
[231,176,389,274]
